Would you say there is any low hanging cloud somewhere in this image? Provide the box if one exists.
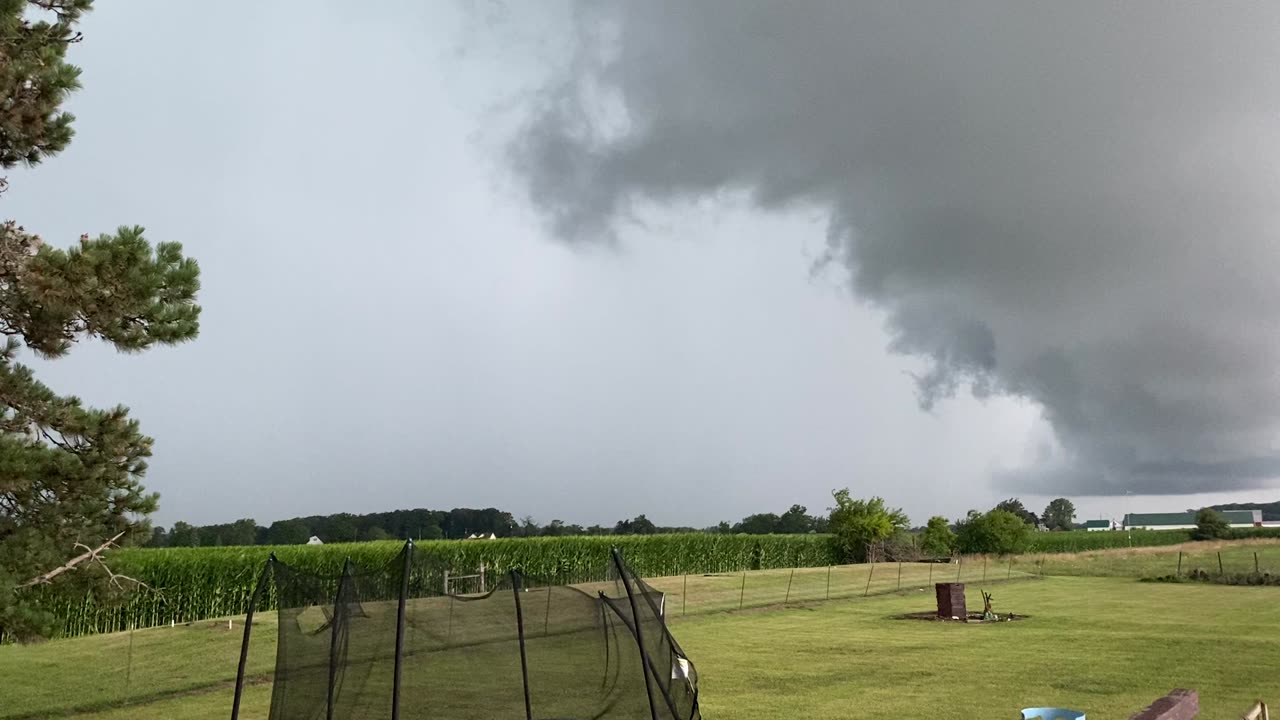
[502,1,1280,495]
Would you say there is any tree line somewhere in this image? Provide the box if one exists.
[146,496,1062,550]
[148,503,829,548]
[146,508,706,548]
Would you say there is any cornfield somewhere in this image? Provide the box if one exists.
[1025,529,1191,552]
[22,534,838,640]
[1024,527,1280,553]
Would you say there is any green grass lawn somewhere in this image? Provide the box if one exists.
[5,570,1280,719]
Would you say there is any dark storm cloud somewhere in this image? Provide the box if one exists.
[505,1,1280,494]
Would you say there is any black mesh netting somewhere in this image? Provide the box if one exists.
[231,542,700,720]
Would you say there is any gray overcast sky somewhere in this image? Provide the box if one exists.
[5,1,1277,529]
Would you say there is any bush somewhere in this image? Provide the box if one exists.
[920,516,955,557]
[880,529,922,562]
[1192,508,1231,540]
[954,509,1031,555]
[827,490,909,563]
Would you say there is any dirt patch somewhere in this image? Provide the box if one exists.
[893,611,1028,623]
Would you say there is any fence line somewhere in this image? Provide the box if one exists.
[658,555,1039,620]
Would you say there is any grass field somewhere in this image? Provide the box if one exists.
[6,576,1280,719]
[6,541,1280,719]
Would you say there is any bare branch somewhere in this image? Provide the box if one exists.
[15,531,125,589]
[72,539,152,591]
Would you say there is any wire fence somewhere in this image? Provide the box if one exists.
[1031,540,1280,582]
[622,554,1042,619]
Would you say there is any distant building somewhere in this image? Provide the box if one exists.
[307,535,324,545]
[1084,519,1114,532]
[1122,509,1263,531]
[464,533,497,540]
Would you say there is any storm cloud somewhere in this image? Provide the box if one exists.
[504,1,1280,495]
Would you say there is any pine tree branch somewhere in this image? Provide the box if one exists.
[15,531,128,589]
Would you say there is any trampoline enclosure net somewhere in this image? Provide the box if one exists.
[232,543,700,720]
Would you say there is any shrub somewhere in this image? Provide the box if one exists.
[827,490,909,563]
[954,509,1031,555]
[1192,508,1231,540]
[920,516,956,557]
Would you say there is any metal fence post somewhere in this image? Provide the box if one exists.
[391,541,413,720]
[1256,551,1261,576]
[1176,551,1183,577]
[826,565,832,600]
[785,567,796,604]
[739,571,746,610]
[1218,551,1224,577]
[682,574,688,616]
[897,561,902,591]
[864,561,875,597]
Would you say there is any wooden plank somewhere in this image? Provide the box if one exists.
[1129,689,1198,720]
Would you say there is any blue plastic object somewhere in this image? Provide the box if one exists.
[1021,709,1085,720]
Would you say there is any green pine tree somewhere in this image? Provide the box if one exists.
[0,0,201,642]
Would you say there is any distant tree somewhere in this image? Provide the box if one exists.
[195,526,222,547]
[714,521,732,534]
[1192,508,1231,541]
[1040,498,1076,531]
[364,526,390,542]
[265,519,310,545]
[634,515,658,534]
[995,498,1039,526]
[954,509,1032,555]
[146,526,169,548]
[778,505,813,534]
[419,524,444,541]
[225,519,257,546]
[733,513,781,534]
[920,515,956,557]
[323,516,358,543]
[810,514,830,533]
[168,521,199,547]
[614,514,657,535]
[541,519,570,537]
[827,489,908,563]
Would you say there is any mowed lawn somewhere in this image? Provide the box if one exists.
[4,574,1280,719]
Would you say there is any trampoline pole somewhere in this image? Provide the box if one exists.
[512,570,534,720]
[613,549,661,720]
[391,540,413,720]
[328,560,352,720]
[231,557,272,720]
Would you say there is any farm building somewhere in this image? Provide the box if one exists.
[1122,509,1262,530]
[1083,519,1115,531]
